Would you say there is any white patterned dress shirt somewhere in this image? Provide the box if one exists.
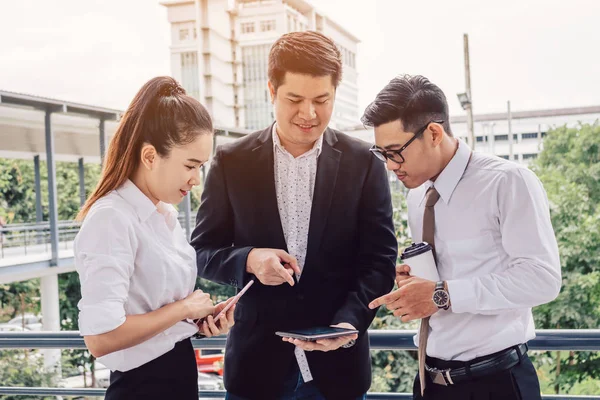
[273,124,323,279]
[272,124,323,381]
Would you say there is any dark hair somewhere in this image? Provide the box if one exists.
[361,75,453,136]
[268,31,342,91]
[77,76,213,220]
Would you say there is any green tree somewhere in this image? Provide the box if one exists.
[1,157,103,386]
[0,158,101,224]
[531,123,600,393]
[0,280,40,321]
[0,350,54,400]
[369,174,418,393]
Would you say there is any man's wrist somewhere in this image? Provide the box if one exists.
[245,248,256,273]
[443,280,451,308]
[432,281,450,310]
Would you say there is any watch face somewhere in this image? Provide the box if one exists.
[433,290,449,307]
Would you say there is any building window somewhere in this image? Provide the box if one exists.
[499,155,509,160]
[522,132,537,139]
[336,45,356,69]
[242,44,272,129]
[476,136,487,142]
[260,20,276,32]
[523,153,538,160]
[495,134,508,141]
[241,22,255,34]
[180,52,199,100]
[179,28,190,41]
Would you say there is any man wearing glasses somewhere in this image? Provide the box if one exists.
[364,75,561,399]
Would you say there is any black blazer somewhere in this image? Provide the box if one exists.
[191,125,397,399]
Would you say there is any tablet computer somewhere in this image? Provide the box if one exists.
[275,326,358,341]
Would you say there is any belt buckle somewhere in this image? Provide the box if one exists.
[426,365,454,386]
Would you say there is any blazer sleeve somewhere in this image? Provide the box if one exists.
[331,154,397,331]
[190,147,254,289]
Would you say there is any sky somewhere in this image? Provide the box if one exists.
[1,0,599,119]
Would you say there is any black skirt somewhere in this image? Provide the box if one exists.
[105,338,198,400]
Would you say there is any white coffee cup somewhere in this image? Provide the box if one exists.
[400,242,439,282]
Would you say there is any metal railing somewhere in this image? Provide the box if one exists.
[1,330,599,399]
[0,216,195,260]
[0,221,80,259]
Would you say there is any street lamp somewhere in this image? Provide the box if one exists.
[457,92,471,109]
[457,92,475,148]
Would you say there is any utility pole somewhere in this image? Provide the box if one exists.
[464,33,475,149]
[507,100,514,161]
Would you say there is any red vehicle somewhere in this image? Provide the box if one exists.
[195,349,224,376]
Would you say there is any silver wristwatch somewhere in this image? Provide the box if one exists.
[432,281,450,310]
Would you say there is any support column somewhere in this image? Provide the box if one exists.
[99,119,107,164]
[41,274,61,377]
[45,109,59,266]
[34,155,43,223]
[34,155,43,244]
[78,158,86,207]
[183,193,192,240]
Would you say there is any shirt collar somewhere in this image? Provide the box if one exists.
[272,123,323,158]
[116,179,179,230]
[419,138,472,206]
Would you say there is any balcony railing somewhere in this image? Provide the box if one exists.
[1,329,599,399]
[0,216,194,260]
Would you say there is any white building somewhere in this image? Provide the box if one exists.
[451,105,600,164]
[161,0,360,130]
[345,105,600,165]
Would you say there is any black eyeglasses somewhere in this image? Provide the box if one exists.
[370,120,445,164]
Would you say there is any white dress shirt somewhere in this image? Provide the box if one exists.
[407,139,561,361]
[273,124,323,278]
[75,179,198,372]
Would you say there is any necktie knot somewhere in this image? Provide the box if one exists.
[425,187,440,208]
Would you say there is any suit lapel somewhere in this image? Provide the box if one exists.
[251,125,288,251]
[304,129,342,275]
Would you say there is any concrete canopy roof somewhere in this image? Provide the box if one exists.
[0,90,249,164]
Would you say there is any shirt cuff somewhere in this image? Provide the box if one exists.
[446,278,477,314]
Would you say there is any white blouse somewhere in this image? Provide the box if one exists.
[74,179,198,372]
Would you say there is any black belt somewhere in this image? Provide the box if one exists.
[425,343,528,386]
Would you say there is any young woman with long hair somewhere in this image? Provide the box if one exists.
[74,76,234,399]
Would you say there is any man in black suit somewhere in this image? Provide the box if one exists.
[191,31,397,400]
